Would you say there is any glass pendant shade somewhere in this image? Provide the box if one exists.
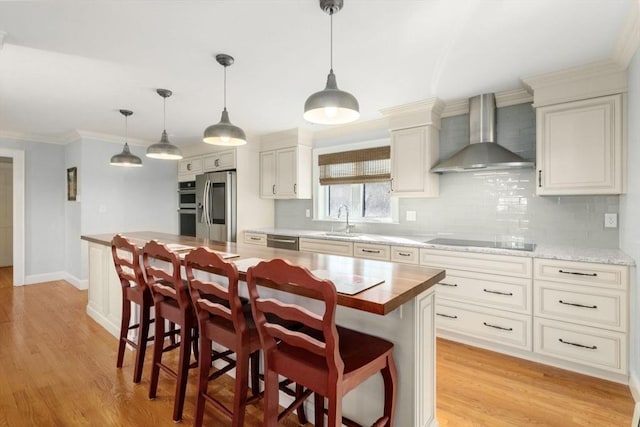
[147,88,182,159]
[304,69,359,125]
[203,108,247,146]
[203,54,247,146]
[111,109,142,167]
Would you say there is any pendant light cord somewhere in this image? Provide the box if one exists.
[330,13,333,71]
[223,65,227,110]
[124,115,128,142]
[163,96,166,131]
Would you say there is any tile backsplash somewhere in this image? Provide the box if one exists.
[275,170,619,248]
[274,103,619,249]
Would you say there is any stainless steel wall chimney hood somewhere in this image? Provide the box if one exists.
[431,93,534,173]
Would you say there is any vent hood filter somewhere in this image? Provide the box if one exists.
[431,93,534,173]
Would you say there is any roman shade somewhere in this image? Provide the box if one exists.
[318,146,391,185]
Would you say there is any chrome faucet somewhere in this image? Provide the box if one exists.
[337,204,354,233]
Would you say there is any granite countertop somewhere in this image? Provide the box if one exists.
[245,228,636,266]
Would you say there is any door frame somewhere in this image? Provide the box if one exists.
[0,148,25,286]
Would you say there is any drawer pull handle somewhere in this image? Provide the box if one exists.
[558,338,597,350]
[483,322,513,331]
[558,269,598,277]
[398,252,411,257]
[558,300,598,309]
[436,313,458,319]
[483,289,513,296]
[439,283,458,287]
[362,249,381,254]
[250,237,261,241]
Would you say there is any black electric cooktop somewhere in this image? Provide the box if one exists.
[426,238,536,252]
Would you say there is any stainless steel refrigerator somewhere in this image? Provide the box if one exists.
[195,170,237,242]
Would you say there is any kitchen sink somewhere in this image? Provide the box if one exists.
[322,231,362,238]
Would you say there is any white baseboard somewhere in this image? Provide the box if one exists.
[63,272,88,290]
[23,271,65,285]
[632,403,640,427]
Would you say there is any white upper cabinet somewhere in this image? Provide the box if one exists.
[381,98,443,198]
[522,60,628,196]
[536,94,623,195]
[203,149,236,172]
[260,128,312,199]
[390,126,439,196]
[178,157,203,182]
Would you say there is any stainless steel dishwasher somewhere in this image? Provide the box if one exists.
[266,234,299,251]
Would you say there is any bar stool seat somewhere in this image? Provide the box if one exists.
[247,258,397,427]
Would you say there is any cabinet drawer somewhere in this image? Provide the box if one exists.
[421,249,532,278]
[244,232,266,246]
[435,300,531,351]
[354,243,390,261]
[179,158,203,175]
[533,259,628,290]
[204,150,236,172]
[390,246,419,265]
[534,281,625,331]
[438,269,531,314]
[534,318,626,373]
[299,238,353,256]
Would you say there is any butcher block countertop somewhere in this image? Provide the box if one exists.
[82,231,445,316]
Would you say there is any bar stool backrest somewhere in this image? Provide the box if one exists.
[142,240,188,309]
[111,234,146,293]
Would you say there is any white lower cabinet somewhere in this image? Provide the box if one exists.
[353,242,390,261]
[532,258,629,377]
[534,318,626,373]
[390,246,419,264]
[436,299,532,350]
[243,232,267,246]
[299,238,353,256]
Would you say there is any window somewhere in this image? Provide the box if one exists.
[326,182,391,220]
[314,142,394,222]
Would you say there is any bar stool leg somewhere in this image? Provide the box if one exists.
[232,349,250,427]
[193,333,212,427]
[314,393,324,426]
[381,354,398,427]
[148,313,165,400]
[263,369,280,427]
[133,303,150,383]
[117,298,131,369]
[172,319,193,422]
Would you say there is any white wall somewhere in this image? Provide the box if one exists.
[77,136,178,280]
[620,46,640,400]
[64,140,83,284]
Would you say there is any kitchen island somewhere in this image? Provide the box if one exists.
[81,231,445,427]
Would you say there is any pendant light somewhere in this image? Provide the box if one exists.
[203,54,247,146]
[110,109,142,167]
[146,89,183,160]
[304,0,359,125]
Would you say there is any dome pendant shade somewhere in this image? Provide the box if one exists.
[147,88,182,159]
[111,109,142,167]
[203,108,247,146]
[111,142,142,167]
[203,53,247,146]
[304,69,359,125]
[146,130,183,159]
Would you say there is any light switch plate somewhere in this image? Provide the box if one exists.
[406,211,417,222]
[305,209,310,218]
[604,213,617,229]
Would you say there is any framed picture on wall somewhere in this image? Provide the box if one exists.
[67,167,77,201]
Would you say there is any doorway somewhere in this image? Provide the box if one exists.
[0,149,24,286]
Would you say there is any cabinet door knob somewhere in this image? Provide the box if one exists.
[294,183,297,194]
[187,163,191,171]
[215,159,220,167]
[538,170,542,187]
[272,184,276,195]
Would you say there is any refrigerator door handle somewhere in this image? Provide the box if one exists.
[202,180,210,225]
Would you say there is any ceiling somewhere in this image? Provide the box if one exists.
[0,0,632,146]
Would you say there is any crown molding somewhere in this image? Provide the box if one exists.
[0,130,69,145]
[75,130,151,147]
[311,117,390,147]
[260,127,312,151]
[379,97,445,130]
[612,0,640,69]
[440,88,532,118]
[521,59,627,107]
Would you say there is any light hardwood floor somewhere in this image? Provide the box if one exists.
[0,274,634,426]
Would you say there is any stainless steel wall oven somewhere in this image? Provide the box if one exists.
[178,181,197,237]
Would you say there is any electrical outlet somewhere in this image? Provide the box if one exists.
[406,211,417,222]
[604,213,617,229]
[305,209,310,218]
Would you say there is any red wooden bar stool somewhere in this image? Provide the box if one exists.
[143,240,199,423]
[247,258,397,427]
[185,247,262,427]
[111,234,154,383]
